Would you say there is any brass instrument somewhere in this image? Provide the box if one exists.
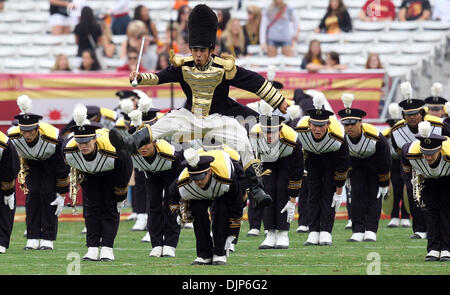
[179,199,194,224]
[412,169,425,208]
[69,167,84,215]
[18,158,30,194]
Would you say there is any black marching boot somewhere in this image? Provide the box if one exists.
[244,160,272,209]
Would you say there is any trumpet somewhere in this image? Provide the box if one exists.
[69,167,84,215]
[412,169,425,208]
[179,199,194,224]
[18,158,29,195]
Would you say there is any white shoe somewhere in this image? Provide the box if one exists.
[345,220,352,229]
[39,240,54,250]
[364,231,377,242]
[80,227,87,234]
[228,243,235,253]
[319,231,332,246]
[127,212,137,221]
[83,247,99,261]
[258,230,276,249]
[149,246,163,257]
[296,225,309,233]
[162,245,176,257]
[425,250,440,261]
[0,246,5,254]
[132,213,148,231]
[141,232,150,243]
[347,232,364,242]
[99,246,115,261]
[24,239,39,250]
[440,250,450,261]
[183,222,194,229]
[275,230,289,249]
[387,218,400,228]
[212,255,226,265]
[304,231,319,246]
[191,257,212,265]
[400,219,411,228]
[247,228,260,236]
[416,232,427,239]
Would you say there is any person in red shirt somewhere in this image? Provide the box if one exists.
[359,0,396,21]
[117,48,148,72]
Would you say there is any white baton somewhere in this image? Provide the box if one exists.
[131,36,145,87]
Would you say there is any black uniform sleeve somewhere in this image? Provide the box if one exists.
[0,141,20,196]
[54,141,70,194]
[375,134,392,187]
[112,151,133,202]
[139,65,182,85]
[286,138,304,198]
[442,121,450,137]
[333,140,351,187]
[224,171,244,237]
[166,177,182,214]
[401,143,413,179]
[232,159,248,203]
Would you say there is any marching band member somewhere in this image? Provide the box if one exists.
[424,82,447,119]
[293,92,350,246]
[401,121,450,261]
[337,94,391,242]
[8,95,70,251]
[62,104,133,261]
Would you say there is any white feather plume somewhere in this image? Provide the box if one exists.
[120,98,134,115]
[341,93,354,109]
[388,103,402,119]
[418,121,432,138]
[287,104,301,120]
[246,101,260,112]
[312,92,326,110]
[304,89,319,98]
[445,102,450,114]
[431,82,443,97]
[259,99,273,116]
[138,95,153,113]
[129,109,142,127]
[17,94,32,114]
[184,148,200,167]
[73,104,88,127]
[400,81,413,99]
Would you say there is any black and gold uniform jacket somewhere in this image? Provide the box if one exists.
[249,123,304,197]
[138,54,285,118]
[0,131,20,197]
[99,107,118,130]
[8,123,69,195]
[114,117,131,138]
[402,137,450,179]
[293,116,350,187]
[346,123,391,187]
[382,127,400,159]
[391,115,450,154]
[131,138,180,173]
[167,150,243,235]
[62,128,133,202]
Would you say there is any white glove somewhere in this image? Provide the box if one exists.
[280,200,296,223]
[176,215,184,226]
[4,193,14,210]
[225,236,236,257]
[331,192,343,212]
[50,194,65,216]
[117,200,126,214]
[377,186,389,199]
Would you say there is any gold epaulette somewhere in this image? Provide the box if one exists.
[328,117,345,143]
[223,145,240,162]
[115,118,127,129]
[177,168,191,187]
[280,124,298,147]
[197,150,232,182]
[7,126,21,139]
[155,139,176,161]
[213,53,237,80]
[391,119,407,132]
[406,140,422,160]
[100,108,117,122]
[95,129,117,158]
[424,114,444,127]
[440,138,450,162]
[0,131,8,149]
[381,127,391,137]
[38,122,59,144]
[294,116,310,132]
[362,123,380,142]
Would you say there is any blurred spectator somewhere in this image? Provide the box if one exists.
[159,22,182,54]
[217,9,231,39]
[365,53,384,69]
[49,0,84,35]
[315,0,352,34]
[260,0,299,57]
[177,5,191,44]
[398,0,431,21]
[110,0,131,35]
[133,5,159,46]
[79,49,101,71]
[156,51,170,70]
[325,51,347,70]
[74,6,103,57]
[116,47,148,72]
[51,54,72,72]
[301,39,325,71]
[100,19,116,58]
[359,0,396,21]
[120,20,157,71]
[243,5,262,46]
[220,18,248,58]
[432,0,450,21]
[0,0,5,12]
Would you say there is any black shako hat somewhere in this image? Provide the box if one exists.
[415,133,446,155]
[259,115,285,130]
[337,108,367,125]
[424,96,447,108]
[69,122,102,144]
[399,99,425,115]
[188,4,218,49]
[14,113,43,131]
[142,108,160,125]
[182,155,215,180]
[115,90,139,100]
[306,108,334,126]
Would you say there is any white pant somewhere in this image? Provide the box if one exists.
[150,108,256,167]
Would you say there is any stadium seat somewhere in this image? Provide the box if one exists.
[0,47,17,58]
[3,58,37,72]
[2,12,23,23]
[36,1,50,12]
[297,44,309,55]
[24,12,50,23]
[377,32,411,43]
[0,35,30,46]
[5,1,37,12]
[244,56,282,71]
[37,59,55,72]
[285,0,307,9]
[230,10,248,21]
[52,45,78,58]
[300,21,320,32]
[309,0,328,9]
[412,32,445,44]
[386,66,412,80]
[31,35,65,46]
[299,10,325,21]
[388,21,419,31]
[342,32,376,43]
[18,46,52,58]
[400,43,435,56]
[12,24,48,35]
[345,0,367,9]
[331,43,365,56]
[306,33,341,44]
[159,10,179,22]
[387,55,422,68]
[366,44,400,55]
[352,56,369,68]
[281,56,302,70]
[0,24,11,35]
[420,21,450,31]
[247,45,263,56]
[353,20,386,32]
[104,58,126,70]
[111,35,127,46]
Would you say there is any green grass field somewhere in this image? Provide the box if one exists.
[2,206,450,275]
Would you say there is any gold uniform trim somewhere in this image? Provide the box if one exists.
[378,172,391,183]
[1,180,15,191]
[56,176,70,187]
[362,123,381,141]
[100,108,117,121]
[140,73,159,85]
[113,186,128,196]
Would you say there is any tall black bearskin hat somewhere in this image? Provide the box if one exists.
[188,4,218,49]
